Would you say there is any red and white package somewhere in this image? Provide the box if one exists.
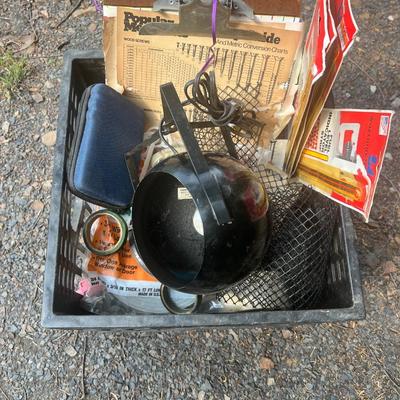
[284,0,359,175]
[326,0,338,51]
[305,0,330,83]
[297,108,395,221]
[331,0,358,55]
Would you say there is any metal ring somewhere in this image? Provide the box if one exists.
[83,210,128,256]
[160,284,202,315]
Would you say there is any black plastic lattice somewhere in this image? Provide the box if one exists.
[42,54,365,329]
[219,169,338,310]
[194,108,339,310]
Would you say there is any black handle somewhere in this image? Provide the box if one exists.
[160,82,232,225]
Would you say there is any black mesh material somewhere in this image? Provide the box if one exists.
[193,105,339,310]
[219,172,338,310]
[192,83,265,169]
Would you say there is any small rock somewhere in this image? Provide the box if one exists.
[88,23,97,33]
[370,85,377,94]
[149,349,158,358]
[2,121,10,134]
[200,380,212,392]
[394,235,400,246]
[31,200,44,212]
[391,97,400,109]
[306,383,314,391]
[281,329,292,339]
[345,92,351,98]
[42,180,52,190]
[64,344,78,357]
[388,15,394,21]
[44,81,54,89]
[41,130,57,146]
[286,358,298,367]
[0,136,9,145]
[31,92,44,103]
[224,395,230,400]
[228,329,239,341]
[259,357,275,371]
[197,391,205,400]
[40,8,49,18]
[267,378,275,386]
[9,324,19,334]
[385,152,393,161]
[24,187,33,198]
[15,197,28,206]
[382,261,398,276]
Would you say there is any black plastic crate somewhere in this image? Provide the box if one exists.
[41,50,365,330]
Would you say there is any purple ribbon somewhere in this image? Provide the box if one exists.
[200,0,218,73]
[91,0,103,13]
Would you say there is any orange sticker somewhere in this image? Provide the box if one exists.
[87,215,157,282]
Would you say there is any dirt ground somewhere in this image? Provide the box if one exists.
[0,0,399,399]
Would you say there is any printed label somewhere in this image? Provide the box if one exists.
[379,115,390,136]
[177,187,193,200]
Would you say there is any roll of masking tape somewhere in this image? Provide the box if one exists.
[160,284,202,315]
[83,210,128,256]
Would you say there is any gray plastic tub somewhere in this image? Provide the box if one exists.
[41,50,365,330]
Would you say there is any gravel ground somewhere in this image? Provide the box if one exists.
[0,0,399,399]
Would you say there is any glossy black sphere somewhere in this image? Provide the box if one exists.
[132,153,271,294]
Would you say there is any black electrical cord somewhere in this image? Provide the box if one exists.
[157,69,260,155]
[184,69,258,138]
[158,117,178,155]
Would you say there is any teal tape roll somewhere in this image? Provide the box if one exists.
[83,210,128,256]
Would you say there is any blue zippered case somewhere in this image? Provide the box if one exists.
[67,84,144,210]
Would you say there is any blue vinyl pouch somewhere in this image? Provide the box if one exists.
[67,84,144,210]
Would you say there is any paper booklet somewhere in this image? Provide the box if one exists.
[277,0,359,177]
[104,5,304,147]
